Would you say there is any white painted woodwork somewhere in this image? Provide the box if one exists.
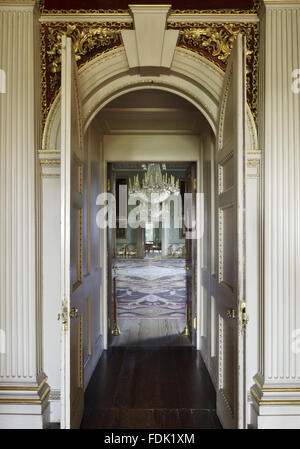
[200,131,219,387]
[200,145,262,425]
[39,151,61,423]
[121,5,179,69]
[245,151,261,425]
[41,20,257,428]
[2,0,300,430]
[0,0,49,429]
[250,0,300,429]
[60,35,103,429]
[215,35,247,429]
[42,47,257,152]
[60,35,84,429]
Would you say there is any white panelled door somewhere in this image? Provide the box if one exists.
[216,34,247,429]
[60,35,85,429]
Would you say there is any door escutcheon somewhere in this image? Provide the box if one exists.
[226,308,236,319]
[69,307,79,319]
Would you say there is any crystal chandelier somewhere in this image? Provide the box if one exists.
[129,163,180,203]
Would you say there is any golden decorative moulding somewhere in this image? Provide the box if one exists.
[38,0,260,15]
[168,21,259,124]
[40,21,132,128]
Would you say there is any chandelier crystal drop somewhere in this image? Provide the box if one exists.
[129,163,180,203]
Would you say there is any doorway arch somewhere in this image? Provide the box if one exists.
[42,40,260,429]
[42,46,257,151]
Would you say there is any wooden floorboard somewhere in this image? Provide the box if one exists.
[81,346,222,429]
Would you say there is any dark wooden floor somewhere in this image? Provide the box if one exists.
[81,345,222,429]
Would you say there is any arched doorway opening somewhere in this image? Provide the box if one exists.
[41,38,259,429]
[80,87,220,428]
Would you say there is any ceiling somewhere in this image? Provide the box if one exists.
[43,1,255,11]
[96,90,208,136]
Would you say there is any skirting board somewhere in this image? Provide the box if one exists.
[250,403,300,429]
[0,402,50,429]
[49,390,60,424]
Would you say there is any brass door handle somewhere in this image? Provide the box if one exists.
[185,265,190,271]
[226,308,236,319]
[69,307,79,319]
[113,264,118,273]
[241,302,249,332]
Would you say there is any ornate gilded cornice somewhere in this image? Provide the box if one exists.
[39,0,260,15]
[171,0,259,15]
[39,0,128,15]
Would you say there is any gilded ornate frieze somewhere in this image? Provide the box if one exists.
[39,0,128,14]
[39,0,259,15]
[41,21,132,128]
[171,2,259,15]
[168,21,259,124]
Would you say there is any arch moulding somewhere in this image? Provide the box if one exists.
[42,45,258,151]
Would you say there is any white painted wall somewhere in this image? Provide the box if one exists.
[103,134,201,162]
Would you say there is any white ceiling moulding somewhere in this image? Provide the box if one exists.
[121,5,179,71]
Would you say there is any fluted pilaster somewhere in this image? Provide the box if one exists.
[251,0,300,428]
[0,1,49,428]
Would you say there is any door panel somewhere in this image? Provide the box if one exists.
[184,163,197,346]
[60,35,84,429]
[215,34,247,429]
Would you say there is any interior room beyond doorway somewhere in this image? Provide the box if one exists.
[110,161,192,347]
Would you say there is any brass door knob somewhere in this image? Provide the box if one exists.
[185,265,190,271]
[113,264,118,273]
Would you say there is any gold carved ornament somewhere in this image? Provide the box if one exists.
[39,0,129,15]
[38,0,259,15]
[47,23,121,89]
[179,24,247,61]
[40,21,132,129]
[168,22,259,125]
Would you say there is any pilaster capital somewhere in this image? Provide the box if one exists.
[260,0,300,12]
[38,150,61,178]
[0,0,40,14]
